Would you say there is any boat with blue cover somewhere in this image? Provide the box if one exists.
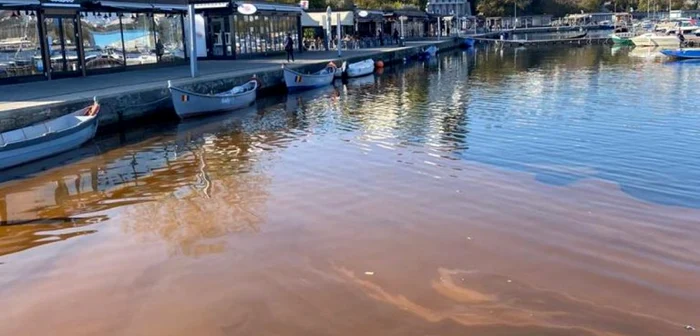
[660,48,700,60]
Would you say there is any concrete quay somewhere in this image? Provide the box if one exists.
[0,39,459,133]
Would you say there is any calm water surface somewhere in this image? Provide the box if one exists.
[1,45,699,336]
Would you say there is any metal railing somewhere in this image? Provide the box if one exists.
[303,37,403,51]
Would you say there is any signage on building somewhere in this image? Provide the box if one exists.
[194,2,229,9]
[399,15,408,21]
[237,3,257,15]
[358,10,368,17]
[193,2,229,9]
[299,0,309,9]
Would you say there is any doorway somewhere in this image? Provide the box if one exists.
[43,15,82,77]
[206,16,232,58]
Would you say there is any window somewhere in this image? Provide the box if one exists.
[81,12,125,70]
[121,12,156,65]
[154,14,184,62]
[0,10,42,78]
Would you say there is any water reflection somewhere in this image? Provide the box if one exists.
[1,44,700,258]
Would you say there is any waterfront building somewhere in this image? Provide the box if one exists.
[383,9,427,38]
[485,15,552,29]
[354,8,384,37]
[426,0,471,17]
[301,10,354,40]
[0,0,302,84]
[0,0,188,84]
[191,1,301,60]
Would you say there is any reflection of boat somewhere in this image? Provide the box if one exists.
[419,45,438,58]
[660,48,700,60]
[0,99,100,170]
[461,37,475,48]
[627,46,664,59]
[168,79,258,119]
[337,59,374,78]
[344,74,375,88]
[283,63,336,91]
[285,85,337,112]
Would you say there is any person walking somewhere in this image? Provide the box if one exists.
[393,28,399,44]
[285,33,295,62]
[155,39,164,62]
[678,30,686,49]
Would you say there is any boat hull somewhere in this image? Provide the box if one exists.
[611,33,634,45]
[660,48,700,60]
[0,116,98,170]
[630,34,700,47]
[169,81,257,119]
[283,67,335,91]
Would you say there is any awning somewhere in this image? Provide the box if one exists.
[234,1,301,13]
[0,0,40,5]
[355,9,383,22]
[156,4,187,11]
[99,1,153,9]
[304,11,353,27]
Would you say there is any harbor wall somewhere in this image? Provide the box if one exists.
[0,38,460,133]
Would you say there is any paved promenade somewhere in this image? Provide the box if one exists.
[0,40,445,114]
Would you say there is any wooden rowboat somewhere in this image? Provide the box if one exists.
[168,79,258,119]
[336,59,374,78]
[283,63,336,91]
[0,98,100,170]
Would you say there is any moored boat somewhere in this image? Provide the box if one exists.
[0,98,100,170]
[337,59,374,78]
[611,32,635,45]
[168,79,258,119]
[283,63,336,91]
[660,48,700,60]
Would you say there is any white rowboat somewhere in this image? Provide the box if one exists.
[168,79,258,119]
[0,99,100,170]
[283,64,336,91]
[337,59,374,78]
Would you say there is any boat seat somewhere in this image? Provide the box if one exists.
[23,124,47,140]
[2,129,27,144]
[44,116,71,133]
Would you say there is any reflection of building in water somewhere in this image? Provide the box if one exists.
[0,109,312,257]
[333,61,471,157]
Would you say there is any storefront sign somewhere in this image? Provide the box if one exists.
[194,2,229,9]
[357,10,368,17]
[236,3,257,15]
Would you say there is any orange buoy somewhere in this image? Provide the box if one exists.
[375,60,384,68]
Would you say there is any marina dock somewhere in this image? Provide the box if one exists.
[0,39,459,133]
[471,36,612,47]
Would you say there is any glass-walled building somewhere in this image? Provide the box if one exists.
[192,1,301,59]
[0,0,187,85]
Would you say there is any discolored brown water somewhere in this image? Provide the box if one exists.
[1,46,699,335]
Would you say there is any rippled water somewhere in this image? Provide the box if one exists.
[1,45,699,335]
